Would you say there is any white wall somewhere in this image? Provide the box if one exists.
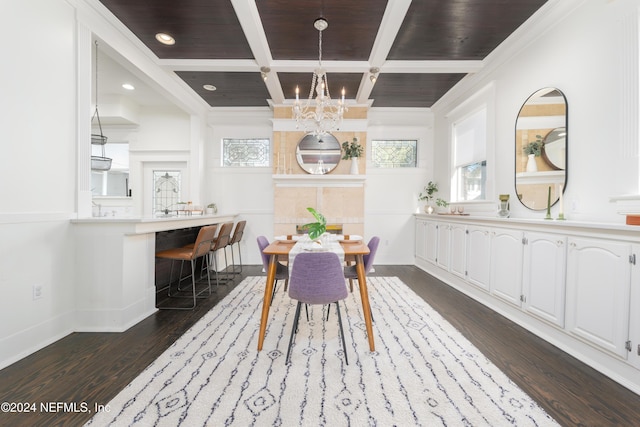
[433,0,640,223]
[0,0,78,367]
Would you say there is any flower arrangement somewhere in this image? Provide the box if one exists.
[341,137,363,160]
[301,207,326,240]
[418,181,438,202]
[418,181,449,209]
[523,135,544,157]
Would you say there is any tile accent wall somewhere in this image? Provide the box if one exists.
[272,107,367,237]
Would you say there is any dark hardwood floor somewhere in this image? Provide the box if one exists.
[1,265,639,426]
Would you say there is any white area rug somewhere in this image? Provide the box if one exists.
[86,276,558,426]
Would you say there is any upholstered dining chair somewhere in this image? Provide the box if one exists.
[228,220,246,274]
[286,251,349,365]
[344,236,380,292]
[257,236,289,305]
[155,224,218,310]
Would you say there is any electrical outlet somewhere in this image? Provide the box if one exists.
[32,284,42,300]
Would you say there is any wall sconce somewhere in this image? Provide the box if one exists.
[369,67,379,83]
[260,66,270,82]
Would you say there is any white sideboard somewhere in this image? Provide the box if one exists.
[414,213,640,394]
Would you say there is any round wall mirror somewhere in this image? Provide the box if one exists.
[515,88,567,210]
[296,133,342,174]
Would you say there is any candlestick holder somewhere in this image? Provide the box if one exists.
[556,213,566,220]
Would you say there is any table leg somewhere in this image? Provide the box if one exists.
[356,254,375,351]
[257,254,277,351]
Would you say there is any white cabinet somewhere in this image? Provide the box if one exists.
[490,228,523,307]
[415,218,427,261]
[425,220,438,265]
[566,237,631,359]
[449,222,467,279]
[466,225,491,291]
[436,223,451,270]
[522,232,566,327]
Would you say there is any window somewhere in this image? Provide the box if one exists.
[91,142,129,197]
[222,138,270,167]
[371,140,417,168]
[153,171,181,215]
[453,108,487,201]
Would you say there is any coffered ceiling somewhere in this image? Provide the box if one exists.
[97,0,547,109]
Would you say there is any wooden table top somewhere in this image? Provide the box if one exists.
[263,239,370,256]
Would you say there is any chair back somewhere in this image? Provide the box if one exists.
[193,225,218,259]
[212,221,234,250]
[256,235,271,270]
[288,252,347,305]
[363,236,380,272]
[230,220,246,245]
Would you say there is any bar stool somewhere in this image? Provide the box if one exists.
[155,225,217,310]
[228,220,246,274]
[209,221,234,286]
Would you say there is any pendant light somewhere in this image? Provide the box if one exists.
[91,40,112,171]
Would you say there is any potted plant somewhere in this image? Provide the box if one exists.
[523,135,543,172]
[206,203,217,214]
[301,207,326,240]
[418,181,439,214]
[341,137,363,174]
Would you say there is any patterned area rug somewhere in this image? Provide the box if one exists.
[86,276,558,426]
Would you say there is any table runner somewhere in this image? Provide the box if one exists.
[287,234,345,276]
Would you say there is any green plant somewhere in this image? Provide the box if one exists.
[301,207,327,240]
[207,203,217,209]
[436,198,449,208]
[418,181,439,202]
[523,135,543,156]
[341,137,363,159]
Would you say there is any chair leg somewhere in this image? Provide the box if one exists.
[335,301,348,365]
[286,301,303,364]
[349,278,354,293]
[270,280,279,306]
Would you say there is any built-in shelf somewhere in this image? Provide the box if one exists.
[516,170,565,185]
[272,174,366,187]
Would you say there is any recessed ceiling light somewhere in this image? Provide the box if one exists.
[122,83,135,91]
[155,33,175,45]
[203,84,217,91]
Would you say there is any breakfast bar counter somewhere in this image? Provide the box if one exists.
[71,213,237,333]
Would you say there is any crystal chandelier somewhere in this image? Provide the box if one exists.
[293,18,346,136]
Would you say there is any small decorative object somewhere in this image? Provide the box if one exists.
[206,203,217,214]
[523,136,543,173]
[342,137,363,175]
[301,207,327,240]
[556,183,565,220]
[545,186,552,220]
[498,194,510,218]
[418,181,448,214]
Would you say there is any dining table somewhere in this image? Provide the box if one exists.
[257,237,375,352]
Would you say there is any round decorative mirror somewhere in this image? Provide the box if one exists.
[296,133,342,174]
[515,88,567,210]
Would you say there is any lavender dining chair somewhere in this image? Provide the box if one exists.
[286,251,349,365]
[344,236,380,292]
[257,236,289,305]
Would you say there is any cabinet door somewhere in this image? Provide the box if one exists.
[437,223,450,270]
[415,219,426,260]
[566,237,631,358]
[449,223,467,278]
[425,220,438,265]
[490,228,523,307]
[466,226,491,291]
[628,244,640,369]
[522,232,566,327]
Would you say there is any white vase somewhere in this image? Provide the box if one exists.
[526,154,538,172]
[350,157,359,175]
